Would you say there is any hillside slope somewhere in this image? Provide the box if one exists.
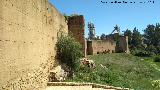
[67,53,160,90]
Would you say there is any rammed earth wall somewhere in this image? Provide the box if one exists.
[0,0,68,89]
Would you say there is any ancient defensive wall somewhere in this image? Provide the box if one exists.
[68,15,86,56]
[0,0,68,89]
[87,39,116,55]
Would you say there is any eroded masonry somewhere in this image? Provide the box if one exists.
[0,0,129,89]
[0,0,67,89]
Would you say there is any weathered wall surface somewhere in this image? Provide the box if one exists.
[107,34,130,53]
[87,39,116,55]
[68,15,86,56]
[116,36,130,53]
[0,0,68,89]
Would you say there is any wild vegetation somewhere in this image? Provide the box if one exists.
[124,23,160,56]
[58,22,160,89]
[98,23,160,57]
[56,33,83,75]
[67,53,160,90]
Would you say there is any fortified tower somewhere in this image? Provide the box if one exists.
[68,15,86,56]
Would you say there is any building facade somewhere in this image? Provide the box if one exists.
[87,39,116,55]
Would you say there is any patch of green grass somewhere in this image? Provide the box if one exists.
[66,53,160,90]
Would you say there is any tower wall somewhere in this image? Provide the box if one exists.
[68,15,86,57]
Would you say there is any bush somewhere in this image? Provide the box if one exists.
[56,33,83,72]
[131,49,152,57]
[146,45,158,54]
[154,56,160,62]
[156,46,160,54]
[152,80,160,89]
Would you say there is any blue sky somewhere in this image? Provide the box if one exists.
[49,0,160,37]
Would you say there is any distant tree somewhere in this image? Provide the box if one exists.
[131,27,142,48]
[143,24,155,45]
[100,33,106,40]
[143,23,160,54]
[124,29,132,45]
[96,35,100,40]
[155,23,160,46]
[143,24,160,46]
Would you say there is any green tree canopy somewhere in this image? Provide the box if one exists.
[143,23,160,46]
[124,29,132,45]
[100,33,106,40]
[131,27,142,48]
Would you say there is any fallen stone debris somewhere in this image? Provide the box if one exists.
[49,65,69,82]
[100,64,108,70]
[80,58,96,69]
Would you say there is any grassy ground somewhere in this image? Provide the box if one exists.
[66,53,160,90]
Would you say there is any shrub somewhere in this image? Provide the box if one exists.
[146,45,158,54]
[131,49,152,57]
[56,33,83,73]
[156,46,160,54]
[154,56,160,62]
[152,80,160,89]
